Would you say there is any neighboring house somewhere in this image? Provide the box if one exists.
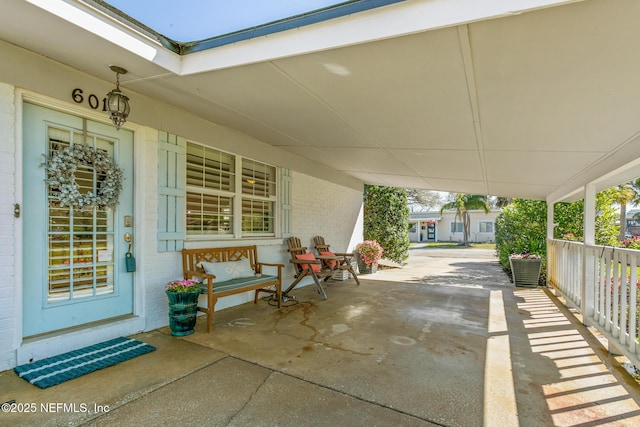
[626,209,640,237]
[409,210,501,243]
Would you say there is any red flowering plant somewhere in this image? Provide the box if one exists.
[165,279,200,293]
[620,236,640,250]
[355,240,384,267]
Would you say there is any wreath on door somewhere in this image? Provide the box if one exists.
[43,144,124,210]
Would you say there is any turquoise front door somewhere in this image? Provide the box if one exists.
[22,103,134,337]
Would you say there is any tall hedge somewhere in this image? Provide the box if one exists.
[494,199,547,267]
[363,185,410,264]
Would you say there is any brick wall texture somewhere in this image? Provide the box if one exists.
[0,86,364,370]
[0,83,16,371]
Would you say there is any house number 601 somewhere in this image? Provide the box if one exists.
[71,88,107,111]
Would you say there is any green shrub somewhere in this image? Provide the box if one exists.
[495,191,620,269]
[495,199,547,268]
[363,185,410,264]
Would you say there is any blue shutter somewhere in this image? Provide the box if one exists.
[157,131,185,252]
[281,169,292,237]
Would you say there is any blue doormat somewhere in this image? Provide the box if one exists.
[14,337,156,389]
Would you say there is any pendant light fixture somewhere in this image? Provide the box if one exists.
[106,65,130,130]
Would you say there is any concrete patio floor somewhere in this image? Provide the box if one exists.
[2,247,640,426]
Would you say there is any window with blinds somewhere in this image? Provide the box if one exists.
[47,127,115,302]
[479,221,494,233]
[241,159,276,235]
[186,144,235,236]
[185,142,277,237]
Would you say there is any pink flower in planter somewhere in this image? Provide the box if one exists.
[509,253,541,260]
[166,279,200,293]
[355,240,384,267]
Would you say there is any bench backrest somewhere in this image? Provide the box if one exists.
[182,246,259,275]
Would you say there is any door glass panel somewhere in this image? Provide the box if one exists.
[46,126,116,303]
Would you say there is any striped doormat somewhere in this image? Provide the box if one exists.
[14,337,156,389]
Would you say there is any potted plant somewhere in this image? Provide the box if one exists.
[165,279,201,336]
[509,253,542,287]
[355,240,384,274]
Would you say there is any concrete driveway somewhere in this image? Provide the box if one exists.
[2,247,640,426]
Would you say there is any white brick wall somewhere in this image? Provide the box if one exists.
[0,88,364,370]
[290,171,363,287]
[0,82,16,371]
[139,127,184,331]
[291,171,363,251]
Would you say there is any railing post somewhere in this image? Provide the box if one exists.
[582,183,596,319]
[547,201,555,287]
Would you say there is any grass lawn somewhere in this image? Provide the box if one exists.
[472,242,497,250]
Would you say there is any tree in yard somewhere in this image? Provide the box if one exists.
[439,194,490,246]
[494,197,513,208]
[363,185,410,265]
[615,179,640,241]
[406,189,443,211]
[552,188,619,247]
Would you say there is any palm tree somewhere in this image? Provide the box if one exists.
[615,178,640,241]
[440,194,491,246]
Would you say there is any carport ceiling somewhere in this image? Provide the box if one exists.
[2,0,640,201]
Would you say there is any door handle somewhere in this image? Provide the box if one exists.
[124,232,135,272]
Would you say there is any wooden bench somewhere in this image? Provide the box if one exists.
[182,246,283,332]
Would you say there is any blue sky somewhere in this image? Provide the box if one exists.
[106,0,346,42]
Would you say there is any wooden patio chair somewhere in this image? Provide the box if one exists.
[313,236,360,286]
[286,236,357,300]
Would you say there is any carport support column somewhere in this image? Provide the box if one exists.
[582,183,596,319]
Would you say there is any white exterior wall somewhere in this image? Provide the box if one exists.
[437,211,500,243]
[0,83,16,372]
[410,210,500,243]
[138,127,183,332]
[0,42,364,370]
[408,223,419,242]
[408,219,438,242]
[290,170,363,261]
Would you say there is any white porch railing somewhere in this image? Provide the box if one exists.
[548,239,640,368]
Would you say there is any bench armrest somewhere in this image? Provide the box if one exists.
[257,262,285,268]
[331,252,355,258]
[255,262,283,280]
[316,255,342,260]
[184,270,216,280]
[290,259,322,264]
[184,270,216,293]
